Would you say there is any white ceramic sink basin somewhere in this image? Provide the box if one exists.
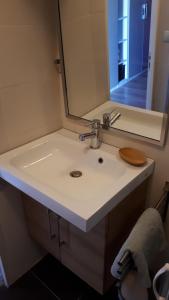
[11,138,125,200]
[0,129,154,231]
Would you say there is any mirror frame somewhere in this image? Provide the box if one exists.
[56,0,168,147]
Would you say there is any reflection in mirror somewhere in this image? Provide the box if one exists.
[58,0,168,143]
[108,0,153,110]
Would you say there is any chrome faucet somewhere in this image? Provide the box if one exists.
[103,111,121,129]
[79,119,101,149]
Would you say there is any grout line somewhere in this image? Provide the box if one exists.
[30,271,61,300]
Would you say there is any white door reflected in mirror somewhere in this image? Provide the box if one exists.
[108,0,158,111]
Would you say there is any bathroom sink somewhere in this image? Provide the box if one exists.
[11,138,125,200]
[0,129,154,231]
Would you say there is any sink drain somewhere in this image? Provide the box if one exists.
[70,170,82,178]
[98,157,104,164]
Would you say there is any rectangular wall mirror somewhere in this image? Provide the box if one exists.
[57,0,169,145]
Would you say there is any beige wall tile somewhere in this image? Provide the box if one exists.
[63,16,100,116]
[0,0,56,28]
[0,79,61,153]
[0,0,61,286]
[91,12,109,99]
[90,0,105,13]
[60,2,108,116]
[60,0,91,21]
[0,0,62,153]
[0,28,57,88]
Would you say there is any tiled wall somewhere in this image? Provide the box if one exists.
[0,0,62,286]
[0,0,62,154]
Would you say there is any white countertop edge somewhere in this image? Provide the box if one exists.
[86,162,154,231]
[0,168,87,231]
[0,160,154,232]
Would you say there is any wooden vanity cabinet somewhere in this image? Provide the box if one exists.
[22,180,148,294]
[23,197,60,260]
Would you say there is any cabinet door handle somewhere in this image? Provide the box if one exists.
[48,210,57,240]
[50,233,56,240]
[59,240,66,247]
[58,218,70,247]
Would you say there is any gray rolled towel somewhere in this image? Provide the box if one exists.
[111,208,168,288]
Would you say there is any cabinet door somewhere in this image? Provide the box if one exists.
[59,218,106,294]
[22,195,60,260]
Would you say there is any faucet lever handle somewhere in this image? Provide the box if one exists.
[88,119,101,129]
[103,113,110,129]
[103,111,121,129]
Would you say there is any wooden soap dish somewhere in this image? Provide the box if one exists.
[119,147,147,166]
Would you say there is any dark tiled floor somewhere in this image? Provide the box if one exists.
[0,255,119,300]
[0,272,57,300]
[111,71,147,109]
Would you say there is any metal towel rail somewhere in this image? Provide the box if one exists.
[117,250,135,280]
